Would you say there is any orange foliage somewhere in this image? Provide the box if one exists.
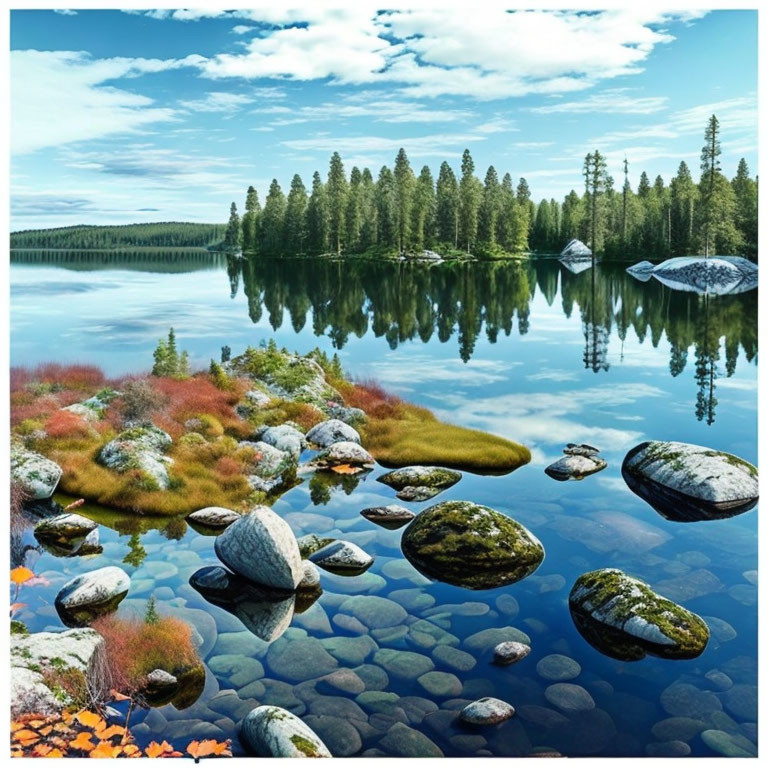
[44,410,93,439]
[11,363,106,391]
[11,566,34,585]
[340,378,403,419]
[215,455,243,477]
[153,375,244,424]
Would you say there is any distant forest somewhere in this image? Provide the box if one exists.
[9,222,226,250]
[224,114,757,260]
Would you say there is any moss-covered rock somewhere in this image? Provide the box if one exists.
[378,466,461,491]
[569,568,709,661]
[97,424,173,490]
[11,444,62,499]
[622,441,758,522]
[401,500,544,590]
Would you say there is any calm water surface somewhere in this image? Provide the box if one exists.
[10,251,758,757]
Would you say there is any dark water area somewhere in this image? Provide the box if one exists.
[10,251,758,757]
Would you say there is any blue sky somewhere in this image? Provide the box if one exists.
[10,7,758,229]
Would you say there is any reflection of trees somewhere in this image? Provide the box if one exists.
[694,295,719,425]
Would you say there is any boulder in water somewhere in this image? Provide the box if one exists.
[55,566,130,626]
[186,506,241,530]
[360,504,415,529]
[11,445,62,499]
[545,443,607,481]
[309,540,374,575]
[626,260,655,281]
[560,239,592,258]
[306,419,361,448]
[650,256,757,295]
[622,441,758,521]
[241,705,331,757]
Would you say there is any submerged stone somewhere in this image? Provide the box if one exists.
[241,705,331,757]
[545,454,607,481]
[622,441,758,522]
[493,641,531,666]
[35,512,96,540]
[186,506,241,529]
[401,501,544,589]
[309,540,374,575]
[569,568,709,661]
[460,697,516,726]
[360,504,415,529]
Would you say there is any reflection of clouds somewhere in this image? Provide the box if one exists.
[527,369,579,382]
[365,354,521,389]
[717,377,757,392]
[433,382,665,455]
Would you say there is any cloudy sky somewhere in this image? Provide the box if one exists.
[10,7,757,229]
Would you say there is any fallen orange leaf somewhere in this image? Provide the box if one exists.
[95,724,125,741]
[44,748,64,758]
[10,566,34,584]
[31,743,53,756]
[75,710,105,731]
[14,728,40,746]
[330,463,361,474]
[145,740,174,758]
[90,741,121,758]
[109,689,131,702]
[123,744,140,756]
[70,731,95,752]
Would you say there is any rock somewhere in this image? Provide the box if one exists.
[378,722,443,757]
[626,260,655,281]
[298,561,322,591]
[401,500,544,589]
[306,419,361,448]
[650,255,758,296]
[55,566,130,626]
[338,596,407,629]
[321,636,378,666]
[360,504,415,529]
[544,683,595,714]
[35,513,96,540]
[465,627,530,654]
[186,506,241,529]
[545,454,606,481]
[260,425,307,462]
[460,697,515,725]
[242,441,294,478]
[190,566,295,643]
[651,716,706,742]
[215,506,302,590]
[241,705,331,757]
[493,641,531,666]
[98,424,173,489]
[311,441,374,469]
[395,486,441,501]
[417,671,462,697]
[660,683,722,719]
[309,540,374,575]
[266,638,339,682]
[432,645,476,672]
[11,628,105,716]
[622,441,758,521]
[303,715,362,756]
[297,534,336,558]
[10,445,62,499]
[317,669,366,696]
[373,649,434,680]
[722,684,757,721]
[560,238,591,257]
[245,389,272,407]
[378,466,461,493]
[535,654,581,681]
[569,568,709,660]
[328,404,367,426]
[701,729,757,757]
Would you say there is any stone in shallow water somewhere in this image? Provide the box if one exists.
[702,615,737,643]
[460,697,515,725]
[186,506,240,529]
[378,466,461,491]
[266,637,339,682]
[55,566,130,626]
[645,739,692,757]
[321,635,378,667]
[569,568,709,661]
[703,669,732,692]
[464,627,531,654]
[298,560,322,592]
[701,729,757,757]
[388,588,436,613]
[722,684,757,721]
[432,645,476,672]
[396,486,440,501]
[622,440,758,522]
[495,594,520,617]
[545,453,607,481]
[297,534,336,558]
[241,705,331,757]
[493,641,531,666]
[544,683,595,714]
[378,722,444,757]
[360,504,415,529]
[373,649,434,680]
[417,671,462,698]
[214,505,302,591]
[401,501,544,590]
[338,595,407,629]
[303,714,362,757]
[309,540,374,575]
[535,654,581,681]
[35,513,96,540]
[660,683,722,719]
[312,441,374,468]
[651,716,707,742]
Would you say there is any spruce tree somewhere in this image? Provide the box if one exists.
[327,152,348,255]
[393,148,415,253]
[284,174,308,255]
[458,149,480,253]
[411,165,435,251]
[436,161,459,247]
[307,171,330,254]
[346,167,363,252]
[732,158,758,257]
[582,150,608,255]
[261,179,286,257]
[241,186,261,252]
[223,202,241,251]
[375,166,396,248]
[478,166,501,248]
[699,114,722,256]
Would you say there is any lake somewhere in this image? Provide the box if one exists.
[10,251,758,757]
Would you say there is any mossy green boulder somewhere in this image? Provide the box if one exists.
[400,501,544,590]
[569,568,709,661]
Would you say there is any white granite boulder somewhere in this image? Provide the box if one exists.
[11,445,62,499]
[241,705,331,757]
[305,419,361,448]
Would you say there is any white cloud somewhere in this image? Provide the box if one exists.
[179,91,253,113]
[10,50,195,154]
[53,9,77,15]
[280,133,487,158]
[531,88,668,115]
[231,25,254,35]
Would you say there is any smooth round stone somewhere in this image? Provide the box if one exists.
[186,506,240,528]
[381,559,431,584]
[338,595,407,629]
[35,512,96,539]
[460,697,515,725]
[298,560,321,591]
[536,654,581,681]
[723,684,757,720]
[464,627,530,653]
[374,649,434,680]
[241,705,330,757]
[316,669,365,695]
[266,638,338,682]
[388,588,436,613]
[449,734,487,753]
[544,683,595,714]
[703,669,733,692]
[407,619,459,648]
[645,740,692,757]
[397,696,438,724]
[701,729,757,757]
[55,565,130,612]
[372,625,409,644]
[332,613,367,635]
[360,504,415,528]
[239,680,266,699]
[495,594,520,617]
[378,722,444,757]
[517,705,570,729]
[493,641,531,666]
[432,645,477,672]
[292,603,332,635]
[703,616,737,643]
[417,671,462,698]
[461,678,496,700]
[321,636,378,666]
[423,602,489,618]
[660,683,723,718]
[356,691,400,713]
[207,655,264,687]
[310,540,374,574]
[321,570,387,595]
[354,664,389,691]
[651,717,707,742]
[306,419,361,448]
[303,715,362,757]
[742,569,758,585]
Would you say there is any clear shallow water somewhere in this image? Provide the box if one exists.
[10,251,758,757]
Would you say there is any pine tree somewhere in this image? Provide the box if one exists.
[144,596,159,624]
[327,152,348,255]
[166,328,179,375]
[375,166,396,247]
[223,202,241,251]
[699,114,722,256]
[241,186,261,252]
[393,148,415,253]
[458,149,480,253]
[732,158,758,257]
[436,161,459,247]
[411,165,435,251]
[532,199,554,252]
[582,150,608,255]
[152,338,169,376]
[346,167,363,252]
[178,350,190,379]
[261,179,286,257]
[307,171,330,255]
[621,158,630,243]
[561,190,583,242]
[359,167,377,250]
[284,174,308,255]
[516,178,534,240]
[478,166,501,248]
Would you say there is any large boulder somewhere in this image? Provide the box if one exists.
[560,239,591,258]
[650,256,757,295]
[11,628,106,717]
[214,505,303,591]
[241,705,331,757]
[622,441,758,521]
[377,466,461,498]
[190,566,295,643]
[401,501,544,589]
[35,513,96,540]
[55,566,130,626]
[259,425,307,462]
[311,441,374,469]
[569,568,709,661]
[97,425,173,490]
[241,440,294,479]
[306,419,361,448]
[11,445,62,499]
[62,389,118,422]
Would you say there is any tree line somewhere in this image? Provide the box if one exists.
[228,113,756,260]
[10,222,226,250]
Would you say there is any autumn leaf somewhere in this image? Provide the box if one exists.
[145,740,174,758]
[109,689,132,702]
[31,743,53,756]
[90,741,122,758]
[76,710,105,731]
[10,566,34,584]
[95,724,125,741]
[11,721,24,733]
[123,744,141,756]
[28,718,46,728]
[43,748,64,758]
[14,728,40,746]
[186,739,232,758]
[330,463,361,474]
[70,731,95,752]
[63,498,85,512]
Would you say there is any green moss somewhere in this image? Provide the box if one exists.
[289,734,323,757]
[11,620,28,636]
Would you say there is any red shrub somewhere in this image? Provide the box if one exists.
[343,378,402,419]
[215,456,243,477]
[153,375,242,424]
[30,363,106,390]
[10,395,61,427]
[44,410,92,438]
